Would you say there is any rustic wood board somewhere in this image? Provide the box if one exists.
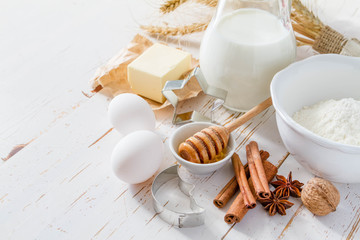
[1,0,360,239]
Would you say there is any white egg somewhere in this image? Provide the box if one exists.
[108,93,156,135]
[111,130,164,184]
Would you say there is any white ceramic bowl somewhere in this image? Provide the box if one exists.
[271,54,360,183]
[169,122,236,175]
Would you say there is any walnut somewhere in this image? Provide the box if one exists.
[301,177,340,216]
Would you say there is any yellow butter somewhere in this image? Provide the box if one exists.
[127,43,191,103]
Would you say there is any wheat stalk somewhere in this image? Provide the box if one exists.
[291,0,324,42]
[296,35,314,45]
[197,0,218,7]
[141,22,209,36]
[160,0,217,13]
[160,0,188,13]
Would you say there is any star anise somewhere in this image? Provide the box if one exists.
[258,191,294,216]
[271,171,304,198]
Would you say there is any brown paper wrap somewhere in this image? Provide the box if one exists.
[90,34,201,110]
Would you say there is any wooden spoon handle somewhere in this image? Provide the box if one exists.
[225,97,272,133]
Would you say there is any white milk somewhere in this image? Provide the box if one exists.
[200,8,296,111]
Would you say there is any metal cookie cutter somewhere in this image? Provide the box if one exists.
[162,67,228,125]
[151,165,205,228]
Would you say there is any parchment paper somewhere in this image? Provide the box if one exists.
[90,34,201,110]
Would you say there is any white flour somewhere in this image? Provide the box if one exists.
[293,98,360,146]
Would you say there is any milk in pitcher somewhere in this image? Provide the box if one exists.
[200,8,296,111]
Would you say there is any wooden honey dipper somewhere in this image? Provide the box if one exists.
[178,97,272,163]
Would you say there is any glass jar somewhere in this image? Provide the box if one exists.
[200,0,296,111]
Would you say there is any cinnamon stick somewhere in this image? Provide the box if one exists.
[249,141,271,198]
[224,160,278,224]
[246,145,264,198]
[213,177,237,208]
[231,154,256,209]
[213,150,269,208]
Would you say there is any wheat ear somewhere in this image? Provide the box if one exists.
[160,0,218,14]
[197,0,218,7]
[160,0,188,14]
[141,22,209,36]
[291,0,324,42]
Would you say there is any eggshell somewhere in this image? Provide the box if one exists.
[111,130,164,184]
[108,93,155,135]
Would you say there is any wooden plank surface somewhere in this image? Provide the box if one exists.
[1,0,360,239]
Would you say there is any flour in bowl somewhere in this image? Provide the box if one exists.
[293,98,360,146]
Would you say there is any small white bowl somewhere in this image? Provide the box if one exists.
[271,54,360,183]
[169,122,236,175]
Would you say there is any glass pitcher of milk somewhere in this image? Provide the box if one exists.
[200,0,296,111]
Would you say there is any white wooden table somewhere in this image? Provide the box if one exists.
[1,1,360,239]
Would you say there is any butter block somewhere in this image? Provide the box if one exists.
[127,43,191,103]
